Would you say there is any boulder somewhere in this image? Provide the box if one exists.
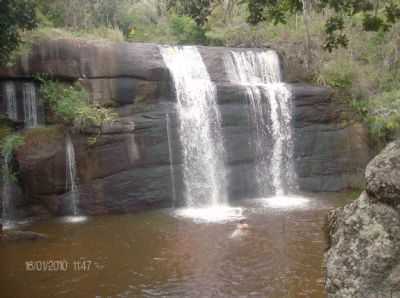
[366,140,400,206]
[326,140,400,298]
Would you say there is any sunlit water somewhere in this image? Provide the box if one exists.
[0,194,355,298]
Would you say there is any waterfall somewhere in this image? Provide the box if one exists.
[65,134,80,215]
[1,154,14,228]
[166,114,177,207]
[4,82,18,121]
[160,46,228,208]
[22,82,39,128]
[224,50,297,196]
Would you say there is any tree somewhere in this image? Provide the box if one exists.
[245,0,400,51]
[0,0,37,65]
[167,0,214,26]
[319,0,400,51]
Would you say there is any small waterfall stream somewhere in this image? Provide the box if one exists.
[160,46,228,208]
[1,154,14,228]
[166,113,177,207]
[22,82,39,128]
[224,50,297,196]
[4,82,18,121]
[65,134,80,216]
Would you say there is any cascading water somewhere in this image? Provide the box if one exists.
[160,46,228,208]
[4,82,18,121]
[1,154,14,228]
[160,46,243,222]
[65,134,80,216]
[224,50,297,196]
[22,82,39,128]
[165,113,177,207]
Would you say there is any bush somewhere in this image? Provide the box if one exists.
[169,15,207,44]
[38,78,116,128]
[315,59,355,90]
[366,90,400,141]
[1,134,24,161]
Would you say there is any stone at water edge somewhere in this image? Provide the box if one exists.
[1,231,48,242]
[326,140,400,298]
[366,139,400,206]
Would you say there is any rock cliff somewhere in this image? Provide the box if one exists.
[0,39,371,215]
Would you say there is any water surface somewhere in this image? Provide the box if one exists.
[0,194,353,298]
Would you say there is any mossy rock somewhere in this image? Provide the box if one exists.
[18,125,65,157]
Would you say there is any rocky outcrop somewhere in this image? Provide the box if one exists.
[326,140,400,298]
[366,141,400,206]
[0,39,371,215]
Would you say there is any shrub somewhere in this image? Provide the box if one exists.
[1,134,24,161]
[366,90,400,141]
[169,15,207,44]
[38,78,116,128]
[315,59,355,90]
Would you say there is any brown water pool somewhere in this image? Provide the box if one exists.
[0,194,354,298]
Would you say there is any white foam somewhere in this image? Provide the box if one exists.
[257,195,310,209]
[174,206,244,224]
[58,216,88,224]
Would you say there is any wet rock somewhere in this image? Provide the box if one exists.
[326,140,400,298]
[1,230,48,242]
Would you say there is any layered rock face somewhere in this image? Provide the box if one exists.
[0,39,371,215]
[326,140,400,298]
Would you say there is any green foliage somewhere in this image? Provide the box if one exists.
[35,0,137,29]
[321,0,400,51]
[247,0,302,25]
[315,59,355,89]
[244,0,400,51]
[366,90,400,141]
[0,118,13,144]
[169,14,207,44]
[38,78,116,128]
[0,0,37,65]
[1,134,24,161]
[167,0,213,26]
